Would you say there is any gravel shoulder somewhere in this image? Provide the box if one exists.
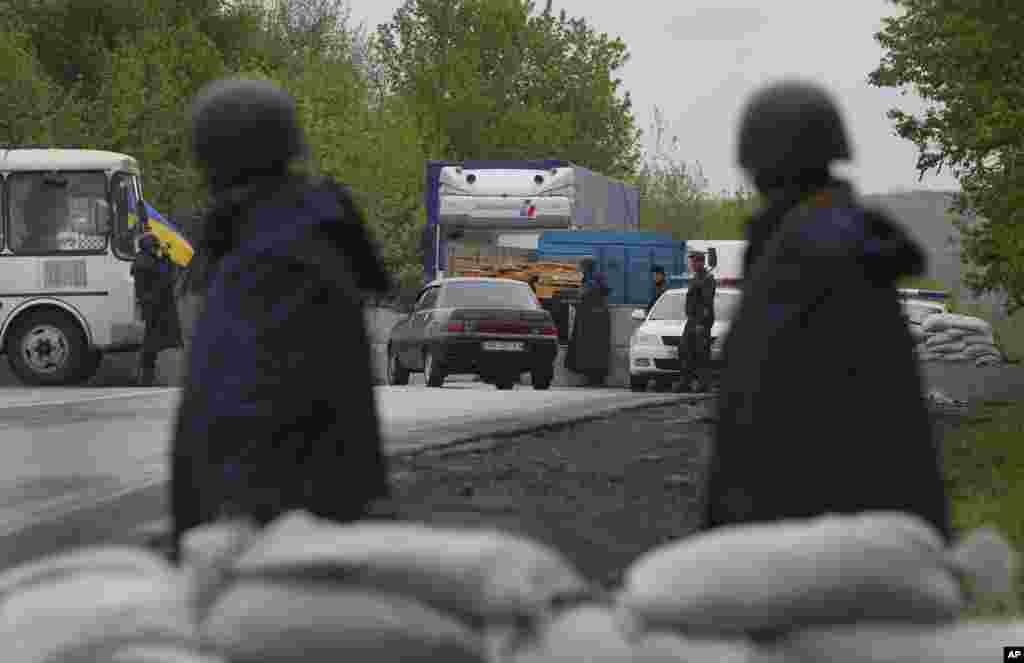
[388,400,713,588]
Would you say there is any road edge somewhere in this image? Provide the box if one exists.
[0,393,712,567]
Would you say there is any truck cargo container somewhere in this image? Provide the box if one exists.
[422,160,640,284]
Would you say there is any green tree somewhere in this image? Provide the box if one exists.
[632,106,758,241]
[98,3,227,212]
[374,0,641,176]
[0,26,88,145]
[869,0,1024,312]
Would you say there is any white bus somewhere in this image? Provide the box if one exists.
[0,148,149,385]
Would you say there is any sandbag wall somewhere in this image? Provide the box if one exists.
[1,510,1019,662]
[911,312,1004,367]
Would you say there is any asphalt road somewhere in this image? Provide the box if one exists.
[0,383,688,569]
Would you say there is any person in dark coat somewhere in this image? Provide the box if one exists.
[676,251,716,393]
[702,79,952,542]
[566,260,612,386]
[648,265,668,311]
[131,232,184,386]
[169,77,394,560]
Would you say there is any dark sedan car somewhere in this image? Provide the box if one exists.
[387,277,559,390]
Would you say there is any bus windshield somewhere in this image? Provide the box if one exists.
[7,172,110,254]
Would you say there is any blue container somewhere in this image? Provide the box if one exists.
[536,231,687,306]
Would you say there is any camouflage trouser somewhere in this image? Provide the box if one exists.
[679,324,711,388]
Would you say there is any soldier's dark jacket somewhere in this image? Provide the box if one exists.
[131,248,183,354]
[170,176,392,556]
[704,180,952,542]
[685,271,716,328]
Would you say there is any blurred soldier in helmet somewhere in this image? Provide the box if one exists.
[703,80,952,541]
[169,78,394,559]
[131,231,183,386]
[675,250,715,393]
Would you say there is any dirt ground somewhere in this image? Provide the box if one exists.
[387,400,714,589]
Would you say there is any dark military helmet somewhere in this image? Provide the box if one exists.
[190,77,308,190]
[736,80,852,181]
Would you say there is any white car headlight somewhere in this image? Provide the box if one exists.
[631,332,661,346]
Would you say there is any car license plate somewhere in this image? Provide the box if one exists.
[482,341,524,352]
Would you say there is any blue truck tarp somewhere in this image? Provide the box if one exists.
[536,230,687,307]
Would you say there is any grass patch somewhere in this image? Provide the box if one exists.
[943,400,1024,617]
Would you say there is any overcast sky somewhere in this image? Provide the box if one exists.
[344,0,960,195]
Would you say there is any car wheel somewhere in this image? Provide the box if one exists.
[424,349,445,388]
[532,365,554,390]
[387,346,410,386]
[6,309,89,386]
[654,377,673,392]
[630,376,648,392]
[496,378,517,390]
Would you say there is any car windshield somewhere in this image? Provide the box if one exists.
[649,290,742,322]
[440,281,539,308]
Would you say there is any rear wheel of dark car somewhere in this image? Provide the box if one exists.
[387,345,410,386]
[424,349,445,388]
[630,376,648,392]
[532,365,554,390]
[654,377,673,392]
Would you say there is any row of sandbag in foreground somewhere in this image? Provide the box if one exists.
[0,510,1018,662]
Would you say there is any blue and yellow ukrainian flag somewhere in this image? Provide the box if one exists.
[126,190,194,267]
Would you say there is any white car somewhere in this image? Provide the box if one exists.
[628,287,744,392]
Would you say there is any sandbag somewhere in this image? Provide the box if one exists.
[925,331,966,347]
[505,604,754,663]
[0,546,173,599]
[231,511,589,623]
[39,643,225,663]
[908,325,926,342]
[941,352,971,362]
[963,343,1001,360]
[0,569,197,663]
[960,333,997,346]
[762,621,1024,662]
[618,512,964,635]
[917,352,940,362]
[923,313,992,335]
[928,341,967,354]
[976,355,1003,367]
[180,519,260,622]
[108,645,226,663]
[201,580,487,663]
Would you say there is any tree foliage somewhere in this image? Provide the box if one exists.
[0,0,650,285]
[870,0,1024,312]
[375,0,641,177]
[634,106,759,241]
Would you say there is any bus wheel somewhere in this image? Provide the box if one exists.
[6,310,88,386]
